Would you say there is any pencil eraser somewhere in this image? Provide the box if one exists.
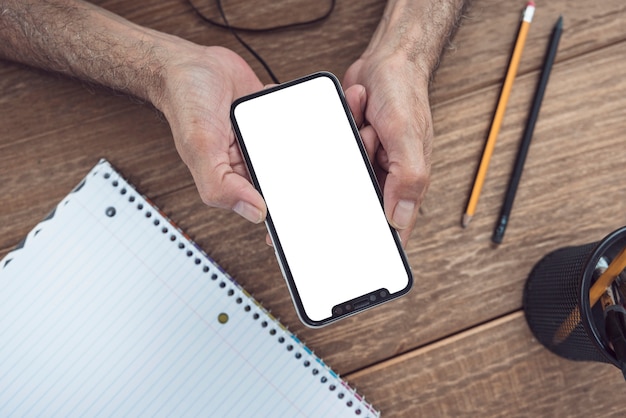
[523,1,536,22]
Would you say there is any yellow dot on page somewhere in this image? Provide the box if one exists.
[217,313,229,324]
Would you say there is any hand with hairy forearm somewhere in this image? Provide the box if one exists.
[343,0,469,245]
[0,0,469,235]
[0,0,268,224]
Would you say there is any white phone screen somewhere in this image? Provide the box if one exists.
[232,73,412,326]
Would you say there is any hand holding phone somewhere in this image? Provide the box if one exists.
[231,72,413,327]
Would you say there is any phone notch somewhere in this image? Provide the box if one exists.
[331,288,390,318]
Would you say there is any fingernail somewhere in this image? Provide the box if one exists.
[233,201,264,224]
[392,200,415,230]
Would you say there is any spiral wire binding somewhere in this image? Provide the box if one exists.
[99,159,378,417]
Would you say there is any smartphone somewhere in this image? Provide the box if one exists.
[231,72,412,327]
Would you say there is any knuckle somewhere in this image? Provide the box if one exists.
[195,165,231,210]
[397,164,430,190]
[198,183,224,208]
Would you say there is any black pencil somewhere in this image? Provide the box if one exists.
[492,15,563,244]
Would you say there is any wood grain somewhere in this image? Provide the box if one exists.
[1,0,625,415]
[346,312,626,417]
[432,0,626,102]
[32,40,620,377]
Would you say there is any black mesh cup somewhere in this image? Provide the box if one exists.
[523,226,626,368]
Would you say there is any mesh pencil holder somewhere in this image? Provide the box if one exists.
[523,226,626,368]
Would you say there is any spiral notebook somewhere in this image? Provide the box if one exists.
[0,159,379,417]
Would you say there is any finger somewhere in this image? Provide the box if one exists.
[193,163,267,224]
[344,84,367,128]
[265,233,273,247]
[376,146,390,172]
[385,171,428,241]
[360,124,379,165]
[342,58,364,88]
[226,175,267,224]
[378,111,432,238]
[383,147,430,235]
[397,227,412,249]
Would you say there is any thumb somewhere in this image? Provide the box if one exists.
[194,166,267,224]
[380,132,430,243]
[224,174,267,224]
[384,165,429,244]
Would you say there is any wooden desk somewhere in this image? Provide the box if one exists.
[1,0,625,415]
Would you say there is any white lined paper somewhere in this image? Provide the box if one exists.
[0,159,379,418]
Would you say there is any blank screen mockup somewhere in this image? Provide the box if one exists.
[232,74,412,323]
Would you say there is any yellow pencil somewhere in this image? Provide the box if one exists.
[588,247,626,306]
[553,246,626,345]
[462,1,535,228]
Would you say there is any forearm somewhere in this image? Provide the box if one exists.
[0,0,178,106]
[365,0,469,80]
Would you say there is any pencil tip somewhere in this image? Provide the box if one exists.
[462,214,472,228]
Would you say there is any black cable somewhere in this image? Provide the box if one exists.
[214,0,280,83]
[188,0,335,33]
[187,0,336,84]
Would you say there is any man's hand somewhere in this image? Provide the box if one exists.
[0,0,467,234]
[0,0,267,224]
[156,45,267,224]
[343,0,468,245]
[344,52,433,245]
